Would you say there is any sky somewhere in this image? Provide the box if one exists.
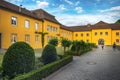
[5,0,120,26]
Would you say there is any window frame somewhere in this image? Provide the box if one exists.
[11,16,17,26]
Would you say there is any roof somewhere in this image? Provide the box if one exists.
[0,0,42,21]
[33,9,60,24]
[70,21,120,31]
[60,24,73,31]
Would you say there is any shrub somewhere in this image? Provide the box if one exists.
[41,44,57,64]
[48,38,58,46]
[2,42,35,78]
[13,55,73,80]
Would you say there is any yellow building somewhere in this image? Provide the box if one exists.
[70,21,120,45]
[0,0,120,49]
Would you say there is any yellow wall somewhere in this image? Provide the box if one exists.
[0,9,42,49]
[112,30,120,45]
[60,29,73,41]
[43,20,60,46]
[91,29,112,45]
[73,31,92,43]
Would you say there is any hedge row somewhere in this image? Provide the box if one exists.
[66,48,92,56]
[13,55,73,80]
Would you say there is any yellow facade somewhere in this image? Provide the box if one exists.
[73,31,92,43]
[0,9,42,49]
[0,0,120,49]
[60,29,73,41]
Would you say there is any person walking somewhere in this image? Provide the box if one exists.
[113,42,116,51]
[101,43,104,50]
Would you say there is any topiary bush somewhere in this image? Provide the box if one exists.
[41,44,57,64]
[48,38,58,46]
[2,42,35,78]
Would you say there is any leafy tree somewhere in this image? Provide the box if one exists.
[2,42,35,78]
[61,39,71,54]
[115,19,120,23]
[48,38,58,46]
[35,32,48,48]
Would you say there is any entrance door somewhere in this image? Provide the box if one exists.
[98,39,104,45]
[0,33,1,49]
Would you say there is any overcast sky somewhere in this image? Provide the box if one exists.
[5,0,120,26]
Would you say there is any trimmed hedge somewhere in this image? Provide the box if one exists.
[41,44,57,64]
[2,42,35,78]
[66,48,92,56]
[13,55,73,80]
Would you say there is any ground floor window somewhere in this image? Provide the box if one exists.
[25,34,30,43]
[116,39,119,43]
[35,35,39,43]
[11,34,17,44]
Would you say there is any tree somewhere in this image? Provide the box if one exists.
[115,19,120,23]
[61,39,71,54]
[48,38,58,46]
[35,32,48,48]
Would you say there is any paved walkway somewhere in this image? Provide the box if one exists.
[44,46,120,80]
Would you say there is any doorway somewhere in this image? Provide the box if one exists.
[0,33,1,49]
[98,39,104,45]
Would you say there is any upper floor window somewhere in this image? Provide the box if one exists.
[105,32,108,36]
[95,32,97,36]
[116,32,119,36]
[81,34,83,37]
[25,20,30,28]
[35,23,39,30]
[75,34,78,37]
[86,33,89,36]
[47,25,52,32]
[11,34,17,43]
[100,32,102,35]
[11,16,17,26]
[25,34,30,43]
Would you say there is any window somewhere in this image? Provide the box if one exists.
[75,34,78,37]
[25,34,30,43]
[81,34,83,37]
[25,20,30,28]
[95,32,97,36]
[47,25,52,32]
[116,32,119,36]
[11,34,17,43]
[35,23,39,30]
[86,40,89,43]
[105,32,108,36]
[11,16,17,26]
[116,39,119,43]
[35,35,39,43]
[86,33,89,36]
[100,32,102,35]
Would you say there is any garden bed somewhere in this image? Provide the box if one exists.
[13,55,73,80]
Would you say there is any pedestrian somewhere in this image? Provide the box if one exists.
[113,42,116,51]
[101,43,104,50]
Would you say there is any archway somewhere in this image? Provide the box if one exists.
[98,39,104,45]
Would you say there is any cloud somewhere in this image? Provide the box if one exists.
[36,0,49,9]
[5,0,23,3]
[75,7,83,13]
[59,4,66,10]
[64,0,73,5]
[75,1,80,6]
[56,13,119,26]
[99,6,120,12]
[96,0,100,2]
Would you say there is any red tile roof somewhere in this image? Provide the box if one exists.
[0,0,42,21]
[33,9,60,24]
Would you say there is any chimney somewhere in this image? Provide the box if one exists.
[19,5,22,12]
[87,23,91,27]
